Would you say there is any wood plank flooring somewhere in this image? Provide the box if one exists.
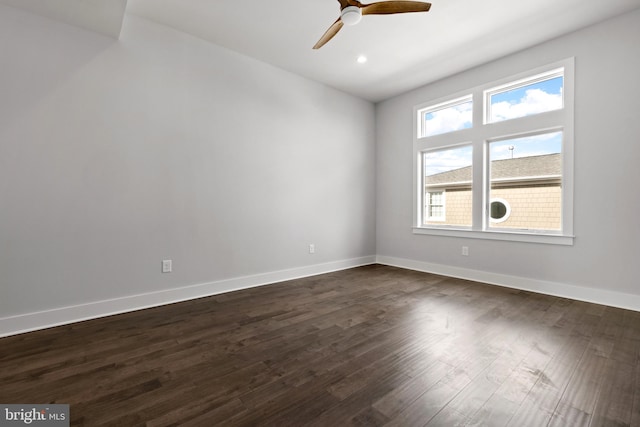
[1,265,640,426]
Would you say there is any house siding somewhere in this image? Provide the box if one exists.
[425,183,561,230]
[491,184,561,230]
[428,189,472,226]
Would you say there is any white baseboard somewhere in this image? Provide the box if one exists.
[376,255,640,313]
[0,256,376,338]
[4,254,638,338]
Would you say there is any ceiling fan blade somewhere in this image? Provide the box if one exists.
[313,18,344,49]
[361,1,431,15]
[340,0,364,7]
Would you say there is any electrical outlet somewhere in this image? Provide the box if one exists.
[462,246,469,256]
[309,244,315,254]
[162,259,172,273]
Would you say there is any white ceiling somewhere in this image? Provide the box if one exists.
[0,0,127,38]
[126,0,640,101]
[4,0,640,102]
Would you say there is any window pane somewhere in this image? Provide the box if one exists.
[430,192,443,205]
[420,98,472,137]
[429,203,443,218]
[489,132,563,231]
[488,75,563,123]
[423,146,473,226]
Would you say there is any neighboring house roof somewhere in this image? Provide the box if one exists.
[426,153,562,186]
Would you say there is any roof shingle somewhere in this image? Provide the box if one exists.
[426,153,562,185]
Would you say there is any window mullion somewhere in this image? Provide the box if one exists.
[471,90,485,231]
[471,139,485,231]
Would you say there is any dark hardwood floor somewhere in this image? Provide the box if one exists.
[1,264,639,426]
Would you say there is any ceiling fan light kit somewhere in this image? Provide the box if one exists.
[313,0,432,49]
[341,6,363,25]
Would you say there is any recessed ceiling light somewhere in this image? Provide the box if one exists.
[357,55,368,64]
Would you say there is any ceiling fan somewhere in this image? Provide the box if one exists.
[313,0,432,49]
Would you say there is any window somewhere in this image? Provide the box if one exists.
[489,199,511,223]
[413,59,574,245]
[488,132,562,231]
[486,71,564,123]
[423,145,473,227]
[418,96,473,138]
[426,191,445,221]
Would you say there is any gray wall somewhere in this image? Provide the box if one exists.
[376,9,640,296]
[0,7,376,318]
[3,3,640,327]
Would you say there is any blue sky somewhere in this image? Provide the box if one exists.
[425,132,562,176]
[424,146,472,176]
[423,100,472,137]
[490,77,562,110]
[489,76,563,122]
[490,132,562,161]
[424,76,563,175]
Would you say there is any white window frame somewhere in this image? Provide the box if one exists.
[489,198,511,224]
[413,58,575,245]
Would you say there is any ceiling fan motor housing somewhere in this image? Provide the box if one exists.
[341,6,362,25]
[314,1,432,49]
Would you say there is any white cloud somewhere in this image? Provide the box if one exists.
[424,102,472,137]
[491,88,562,122]
[425,146,472,175]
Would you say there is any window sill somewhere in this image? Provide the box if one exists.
[412,227,574,246]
